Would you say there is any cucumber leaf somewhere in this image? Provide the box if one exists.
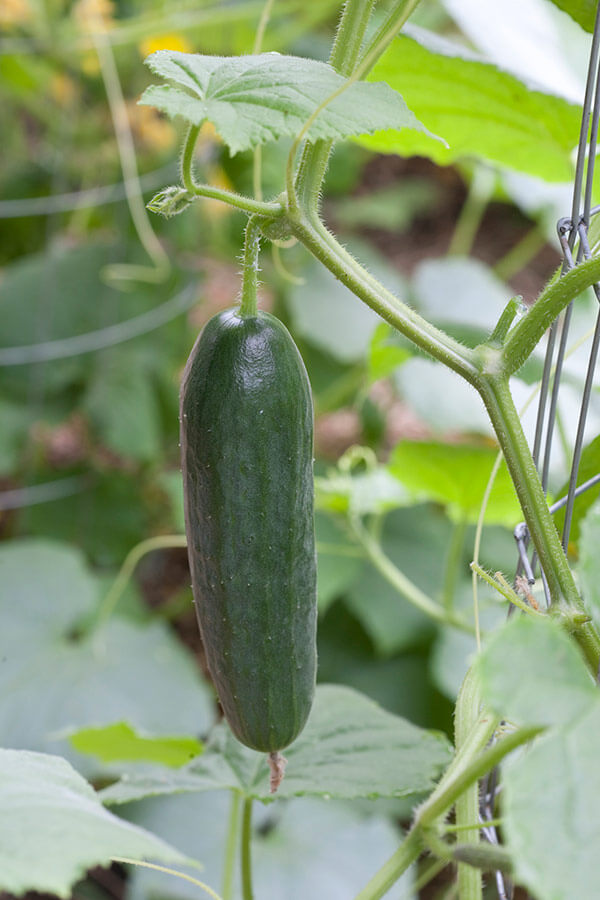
[388,441,521,525]
[477,616,597,728]
[359,27,582,181]
[69,723,202,769]
[140,51,439,154]
[0,749,189,899]
[101,684,451,805]
[503,704,600,900]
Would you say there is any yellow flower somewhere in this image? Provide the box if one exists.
[139,33,193,58]
[0,0,33,28]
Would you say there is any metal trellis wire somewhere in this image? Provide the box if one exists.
[480,4,600,898]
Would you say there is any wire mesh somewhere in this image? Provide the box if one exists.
[481,4,600,897]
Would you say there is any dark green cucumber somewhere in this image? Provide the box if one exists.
[180,307,317,752]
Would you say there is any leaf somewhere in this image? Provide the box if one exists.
[286,245,401,363]
[0,540,214,771]
[0,749,188,899]
[345,505,449,657]
[477,616,597,727]
[359,27,583,181]
[578,499,600,628]
[413,257,513,337]
[333,181,440,231]
[315,512,365,614]
[546,0,596,31]
[123,792,413,900]
[140,51,438,154]
[315,466,413,516]
[101,684,451,805]
[85,351,162,462]
[553,434,600,547]
[503,704,600,900]
[69,723,202,769]
[389,441,521,524]
[368,323,413,382]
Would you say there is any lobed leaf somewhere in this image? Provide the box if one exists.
[140,50,439,154]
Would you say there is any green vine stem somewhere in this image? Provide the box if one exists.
[95,534,188,630]
[239,216,263,316]
[112,858,223,900]
[180,124,284,218]
[351,516,475,633]
[454,670,484,900]
[222,791,242,900]
[294,0,375,214]
[240,798,254,900]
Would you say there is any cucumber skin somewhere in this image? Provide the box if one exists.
[180,308,317,752]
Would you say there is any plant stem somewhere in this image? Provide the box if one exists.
[112,858,223,900]
[477,375,581,610]
[353,827,423,900]
[443,516,467,611]
[95,534,188,629]
[494,223,547,282]
[447,166,495,257]
[351,516,475,633]
[454,670,483,900]
[222,792,242,900]
[180,124,283,217]
[240,798,254,900]
[294,0,375,214]
[503,253,600,373]
[290,214,479,381]
[239,216,263,316]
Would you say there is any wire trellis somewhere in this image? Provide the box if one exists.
[481,4,600,898]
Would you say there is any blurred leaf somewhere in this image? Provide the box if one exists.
[389,441,521,524]
[287,243,405,363]
[85,352,162,462]
[124,792,413,900]
[477,616,596,727]
[578,499,600,628]
[19,472,151,566]
[160,470,186,532]
[316,466,412,516]
[368,323,413,382]
[553,434,600,547]
[69,723,202,768]
[141,51,438,154]
[360,27,582,181]
[101,684,451,805]
[504,704,600,900]
[395,358,493,435]
[333,181,440,231]
[545,0,596,31]
[0,398,33,475]
[315,512,365,614]
[412,257,513,337]
[0,749,188,899]
[0,540,214,772]
[345,505,449,656]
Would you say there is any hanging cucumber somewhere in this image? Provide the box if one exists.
[180,218,317,775]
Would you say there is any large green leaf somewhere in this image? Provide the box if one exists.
[141,51,437,154]
[389,441,521,524]
[123,792,413,900]
[547,0,597,31]
[504,704,600,899]
[101,684,451,805]
[360,27,582,181]
[0,749,188,899]
[477,616,597,727]
[69,723,202,769]
[0,540,214,769]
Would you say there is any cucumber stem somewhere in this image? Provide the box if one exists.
[239,215,263,317]
[268,750,287,793]
[240,798,255,900]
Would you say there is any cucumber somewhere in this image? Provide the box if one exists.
[180,307,317,753]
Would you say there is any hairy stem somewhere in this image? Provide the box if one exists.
[239,216,263,316]
[454,671,483,900]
